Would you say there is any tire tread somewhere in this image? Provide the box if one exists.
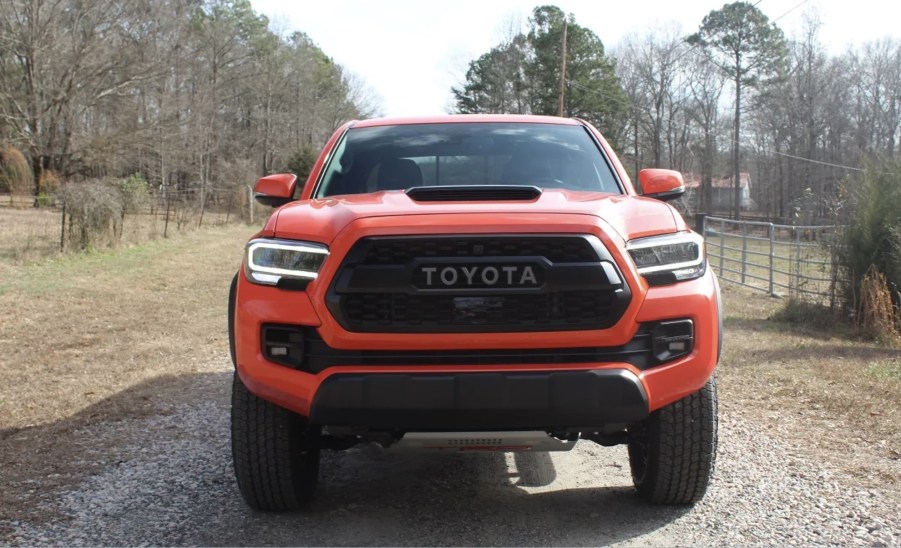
[630,377,718,504]
[231,373,319,511]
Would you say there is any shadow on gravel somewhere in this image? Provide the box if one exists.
[2,370,691,546]
[0,372,230,525]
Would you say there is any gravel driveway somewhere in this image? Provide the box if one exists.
[1,359,897,546]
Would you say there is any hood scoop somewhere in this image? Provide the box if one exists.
[405,185,542,202]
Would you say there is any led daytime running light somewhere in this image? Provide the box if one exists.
[245,239,329,286]
[626,232,706,282]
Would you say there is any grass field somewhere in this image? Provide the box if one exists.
[0,224,898,516]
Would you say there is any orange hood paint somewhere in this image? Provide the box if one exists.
[271,189,686,244]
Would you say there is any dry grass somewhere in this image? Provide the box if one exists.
[857,265,900,342]
[0,223,258,522]
[0,224,253,431]
[718,284,901,497]
[0,207,63,260]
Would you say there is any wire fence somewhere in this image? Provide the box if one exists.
[702,216,843,305]
[0,186,268,262]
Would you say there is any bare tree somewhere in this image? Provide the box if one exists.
[688,1,787,220]
[0,0,157,193]
[0,0,381,206]
[685,50,725,212]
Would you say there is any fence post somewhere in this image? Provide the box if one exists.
[719,217,725,276]
[59,198,66,252]
[247,185,254,224]
[163,192,171,238]
[768,223,775,296]
[794,225,802,296]
[740,221,747,284]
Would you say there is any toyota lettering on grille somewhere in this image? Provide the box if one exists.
[416,264,542,289]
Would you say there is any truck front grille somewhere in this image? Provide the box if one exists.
[326,235,631,333]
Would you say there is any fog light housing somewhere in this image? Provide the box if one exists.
[651,320,694,363]
[261,325,306,368]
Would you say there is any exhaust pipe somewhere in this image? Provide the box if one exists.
[390,431,578,452]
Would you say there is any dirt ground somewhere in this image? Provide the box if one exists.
[716,284,901,495]
[0,224,899,536]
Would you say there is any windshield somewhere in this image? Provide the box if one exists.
[314,122,622,197]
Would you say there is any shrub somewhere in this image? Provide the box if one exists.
[38,169,61,194]
[35,191,56,207]
[116,174,150,214]
[857,265,897,341]
[60,180,124,250]
[837,162,901,337]
[286,146,318,183]
[0,146,34,202]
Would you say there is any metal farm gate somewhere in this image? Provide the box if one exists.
[702,216,841,304]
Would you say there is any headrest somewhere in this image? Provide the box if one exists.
[377,158,422,190]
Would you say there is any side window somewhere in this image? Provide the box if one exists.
[316,136,349,196]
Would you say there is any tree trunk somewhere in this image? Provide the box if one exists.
[633,113,639,183]
[732,77,742,220]
[30,154,45,207]
[702,127,714,213]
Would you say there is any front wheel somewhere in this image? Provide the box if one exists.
[628,377,718,504]
[231,372,321,511]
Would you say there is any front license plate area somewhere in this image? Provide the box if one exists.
[453,296,507,324]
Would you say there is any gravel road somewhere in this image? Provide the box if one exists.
[1,359,897,546]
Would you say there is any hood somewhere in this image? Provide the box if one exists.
[271,189,684,244]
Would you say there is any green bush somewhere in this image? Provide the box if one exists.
[35,191,55,207]
[838,162,901,333]
[116,174,150,214]
[285,146,318,183]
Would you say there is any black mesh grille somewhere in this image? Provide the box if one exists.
[327,235,630,333]
[342,291,614,329]
[358,236,598,265]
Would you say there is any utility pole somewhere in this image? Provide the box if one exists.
[557,19,568,117]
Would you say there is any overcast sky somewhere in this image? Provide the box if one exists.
[250,0,899,118]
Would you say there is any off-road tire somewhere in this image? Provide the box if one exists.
[231,372,321,511]
[628,377,718,504]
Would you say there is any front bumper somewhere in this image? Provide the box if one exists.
[311,369,648,430]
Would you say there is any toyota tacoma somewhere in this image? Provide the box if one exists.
[228,115,721,511]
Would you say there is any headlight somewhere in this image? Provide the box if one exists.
[245,238,329,286]
[626,231,706,286]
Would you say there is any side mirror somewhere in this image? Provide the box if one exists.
[638,169,685,202]
[254,173,298,207]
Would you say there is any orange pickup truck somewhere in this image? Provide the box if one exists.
[228,115,721,511]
